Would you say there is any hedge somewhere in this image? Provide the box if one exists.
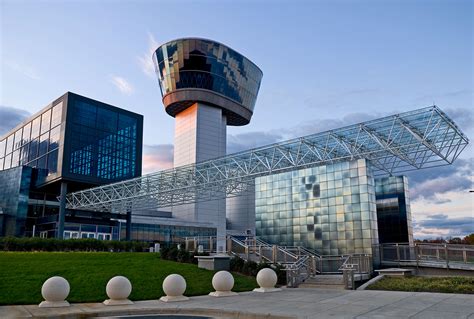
[0,237,148,252]
[160,245,209,264]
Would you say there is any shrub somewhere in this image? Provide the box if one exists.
[0,237,147,252]
[230,255,245,273]
[229,256,287,285]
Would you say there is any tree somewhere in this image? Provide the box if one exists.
[463,233,474,245]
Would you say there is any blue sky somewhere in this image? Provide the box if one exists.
[1,0,472,238]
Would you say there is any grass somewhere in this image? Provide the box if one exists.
[366,276,474,294]
[0,252,258,305]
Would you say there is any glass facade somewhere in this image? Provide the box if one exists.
[375,176,413,244]
[0,166,33,236]
[67,97,139,181]
[154,38,263,112]
[127,222,216,243]
[0,102,62,176]
[0,92,143,238]
[255,159,379,255]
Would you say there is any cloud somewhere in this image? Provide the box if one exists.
[443,107,474,133]
[110,75,134,95]
[413,214,474,239]
[142,144,174,174]
[228,131,283,154]
[4,60,40,80]
[407,158,473,202]
[0,105,30,135]
[227,111,385,155]
[138,32,159,77]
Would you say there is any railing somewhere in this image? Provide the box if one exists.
[339,254,373,289]
[184,235,375,288]
[377,243,474,270]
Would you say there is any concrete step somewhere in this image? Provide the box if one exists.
[299,274,346,289]
[299,282,346,289]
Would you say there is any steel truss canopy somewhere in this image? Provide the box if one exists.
[66,106,469,213]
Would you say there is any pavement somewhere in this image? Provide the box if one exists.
[1,288,474,319]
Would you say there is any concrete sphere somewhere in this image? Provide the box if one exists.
[212,271,234,292]
[162,274,186,297]
[41,276,70,302]
[106,276,132,300]
[256,268,278,289]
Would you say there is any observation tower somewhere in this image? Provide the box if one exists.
[153,38,263,251]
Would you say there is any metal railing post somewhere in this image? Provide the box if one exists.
[396,243,400,267]
[185,238,189,251]
[259,245,262,262]
[445,244,449,271]
[463,248,467,264]
[209,236,213,253]
[227,236,232,254]
[272,245,277,263]
[415,243,419,269]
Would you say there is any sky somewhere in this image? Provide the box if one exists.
[1,0,472,239]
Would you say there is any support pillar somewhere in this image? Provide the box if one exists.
[58,182,67,239]
[126,211,132,241]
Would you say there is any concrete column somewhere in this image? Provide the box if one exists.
[126,211,132,241]
[58,182,67,239]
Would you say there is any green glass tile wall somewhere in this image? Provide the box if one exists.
[255,159,378,255]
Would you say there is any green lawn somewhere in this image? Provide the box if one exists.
[0,252,258,305]
[366,276,474,294]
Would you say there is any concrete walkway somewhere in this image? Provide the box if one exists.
[1,288,473,319]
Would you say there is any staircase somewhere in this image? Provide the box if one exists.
[183,234,373,289]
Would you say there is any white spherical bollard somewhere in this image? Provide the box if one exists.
[254,268,282,293]
[209,271,238,297]
[39,276,70,307]
[160,274,189,302]
[103,276,133,305]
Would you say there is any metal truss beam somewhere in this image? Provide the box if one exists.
[66,106,469,213]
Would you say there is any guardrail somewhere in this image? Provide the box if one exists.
[376,243,474,271]
[339,254,373,289]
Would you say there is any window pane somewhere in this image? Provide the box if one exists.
[29,138,39,161]
[51,102,63,128]
[4,153,12,169]
[5,135,14,154]
[14,128,23,150]
[20,145,29,165]
[31,117,41,138]
[49,125,61,151]
[37,155,47,169]
[39,132,49,157]
[11,150,20,167]
[23,122,31,145]
[0,139,5,158]
[47,150,58,175]
[41,109,52,134]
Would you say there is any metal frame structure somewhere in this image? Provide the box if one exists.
[66,106,468,213]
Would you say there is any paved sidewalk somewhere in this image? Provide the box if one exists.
[1,288,473,319]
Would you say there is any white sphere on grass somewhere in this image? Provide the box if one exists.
[162,274,186,297]
[41,276,70,302]
[256,268,278,289]
[212,271,234,292]
[106,276,132,300]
